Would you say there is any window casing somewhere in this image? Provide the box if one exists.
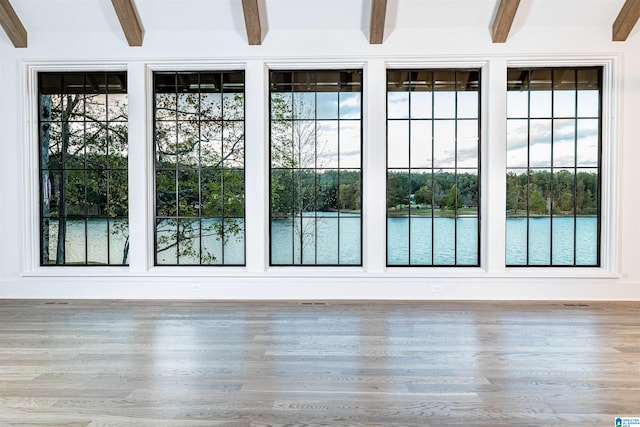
[38,72,129,266]
[28,59,614,281]
[506,67,601,266]
[386,69,481,266]
[153,71,246,266]
[269,70,363,266]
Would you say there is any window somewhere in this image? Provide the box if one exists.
[386,70,480,266]
[39,72,128,266]
[506,67,601,266]
[269,70,362,265]
[153,71,245,265]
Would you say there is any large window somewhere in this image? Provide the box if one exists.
[506,67,601,266]
[39,72,129,266]
[386,70,480,266]
[154,71,245,265]
[270,70,362,265]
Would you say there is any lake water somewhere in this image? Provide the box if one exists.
[386,217,478,265]
[49,216,598,266]
[271,214,361,265]
[272,215,598,266]
[505,216,598,266]
[386,216,597,266]
[45,218,129,265]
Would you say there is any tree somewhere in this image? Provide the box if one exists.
[40,76,129,265]
[506,171,525,215]
[387,172,410,209]
[40,95,52,264]
[528,185,547,214]
[154,85,246,264]
[443,185,463,211]
[270,91,329,262]
[41,72,247,266]
[339,182,360,211]
[457,173,478,208]
[414,184,432,206]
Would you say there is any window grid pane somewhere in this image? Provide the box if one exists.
[153,71,246,266]
[39,72,128,266]
[386,69,481,267]
[270,70,363,266]
[506,67,601,267]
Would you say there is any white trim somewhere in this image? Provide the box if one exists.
[145,63,253,271]
[363,60,387,273]
[600,58,619,274]
[385,60,489,70]
[127,62,151,273]
[1,277,637,301]
[244,61,270,273]
[265,61,367,70]
[145,62,247,72]
[503,56,619,276]
[484,58,508,274]
[21,62,129,275]
[22,266,623,283]
[143,64,155,271]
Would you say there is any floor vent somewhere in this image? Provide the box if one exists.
[563,303,590,307]
[300,302,327,306]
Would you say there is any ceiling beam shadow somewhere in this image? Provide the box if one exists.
[613,0,640,41]
[0,0,27,48]
[491,0,520,43]
[111,0,144,46]
[370,0,388,44]
[242,0,262,45]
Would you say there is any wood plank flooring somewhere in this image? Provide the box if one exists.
[0,300,639,426]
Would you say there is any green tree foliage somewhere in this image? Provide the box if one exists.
[339,182,361,211]
[270,84,362,263]
[528,185,547,213]
[506,170,598,216]
[41,82,129,265]
[387,173,410,209]
[443,185,464,210]
[154,87,246,264]
[387,171,478,213]
[414,184,433,206]
[270,93,361,215]
[506,171,525,214]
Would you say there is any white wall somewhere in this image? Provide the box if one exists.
[1,21,640,300]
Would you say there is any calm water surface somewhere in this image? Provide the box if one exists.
[49,216,598,266]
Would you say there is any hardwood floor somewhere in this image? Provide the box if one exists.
[0,300,639,426]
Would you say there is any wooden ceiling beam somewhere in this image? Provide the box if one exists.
[491,0,520,43]
[111,0,144,46]
[613,0,640,41]
[0,0,27,48]
[370,0,388,44]
[242,0,262,45]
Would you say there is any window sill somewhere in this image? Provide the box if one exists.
[19,265,620,280]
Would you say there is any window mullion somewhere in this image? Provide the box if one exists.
[484,58,507,273]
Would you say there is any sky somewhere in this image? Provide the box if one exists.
[268,86,599,173]
[385,88,599,171]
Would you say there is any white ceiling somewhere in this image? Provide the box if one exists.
[5,0,630,39]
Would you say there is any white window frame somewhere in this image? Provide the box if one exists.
[21,62,130,275]
[144,62,251,275]
[503,56,619,277]
[19,56,619,282]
